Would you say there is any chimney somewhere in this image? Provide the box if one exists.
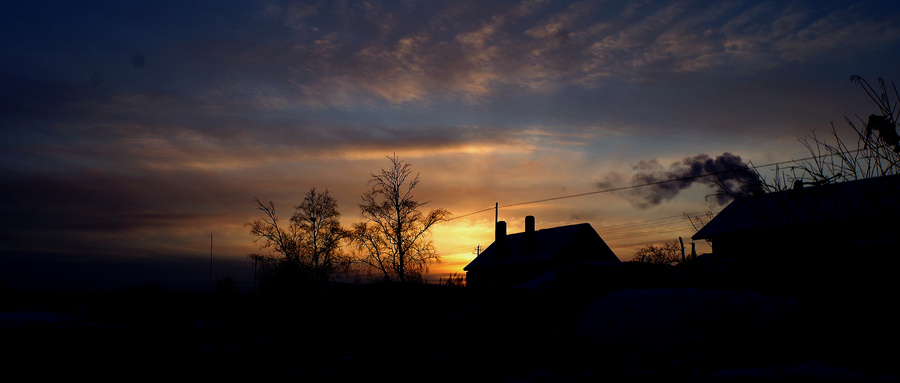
[525,215,535,249]
[495,220,507,256]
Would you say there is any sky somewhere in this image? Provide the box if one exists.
[3,0,900,291]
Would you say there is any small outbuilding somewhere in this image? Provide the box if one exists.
[464,216,620,288]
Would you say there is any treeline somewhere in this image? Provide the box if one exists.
[246,154,450,293]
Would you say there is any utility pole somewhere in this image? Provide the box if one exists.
[209,233,213,292]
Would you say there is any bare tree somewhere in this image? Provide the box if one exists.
[247,189,349,291]
[632,241,681,265]
[247,198,304,292]
[247,198,301,262]
[352,154,450,283]
[291,188,351,281]
[788,76,900,184]
[706,76,900,200]
[692,76,900,264]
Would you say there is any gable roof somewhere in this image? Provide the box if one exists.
[464,223,611,270]
[692,173,900,240]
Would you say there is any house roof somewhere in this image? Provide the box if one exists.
[692,173,900,240]
[464,223,609,270]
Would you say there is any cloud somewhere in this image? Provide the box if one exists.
[5,0,899,111]
[3,0,900,290]
[0,165,252,264]
[35,0,879,110]
[772,7,900,61]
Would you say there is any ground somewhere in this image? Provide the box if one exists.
[2,258,898,382]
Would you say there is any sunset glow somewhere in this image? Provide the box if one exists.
[3,0,899,290]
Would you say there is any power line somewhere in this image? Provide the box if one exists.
[437,211,719,257]
[433,244,479,257]
[450,207,497,221]
[447,152,848,221]
[602,223,697,243]
[441,150,879,257]
[610,238,697,249]
[597,212,708,234]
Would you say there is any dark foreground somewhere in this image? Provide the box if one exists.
[2,261,898,382]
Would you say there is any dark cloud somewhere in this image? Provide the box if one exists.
[5,0,899,110]
[0,165,252,253]
[0,74,104,121]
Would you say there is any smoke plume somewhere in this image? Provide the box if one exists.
[602,153,761,208]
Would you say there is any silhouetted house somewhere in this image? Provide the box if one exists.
[464,216,620,288]
[692,173,900,261]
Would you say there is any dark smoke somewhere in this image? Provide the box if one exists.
[624,153,761,208]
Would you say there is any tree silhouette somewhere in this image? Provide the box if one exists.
[792,76,900,182]
[247,198,301,262]
[352,154,450,283]
[247,189,349,291]
[702,76,900,202]
[291,188,351,281]
[632,241,681,265]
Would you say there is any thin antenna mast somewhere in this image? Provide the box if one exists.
[209,233,213,291]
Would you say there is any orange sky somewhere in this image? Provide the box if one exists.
[3,0,900,290]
